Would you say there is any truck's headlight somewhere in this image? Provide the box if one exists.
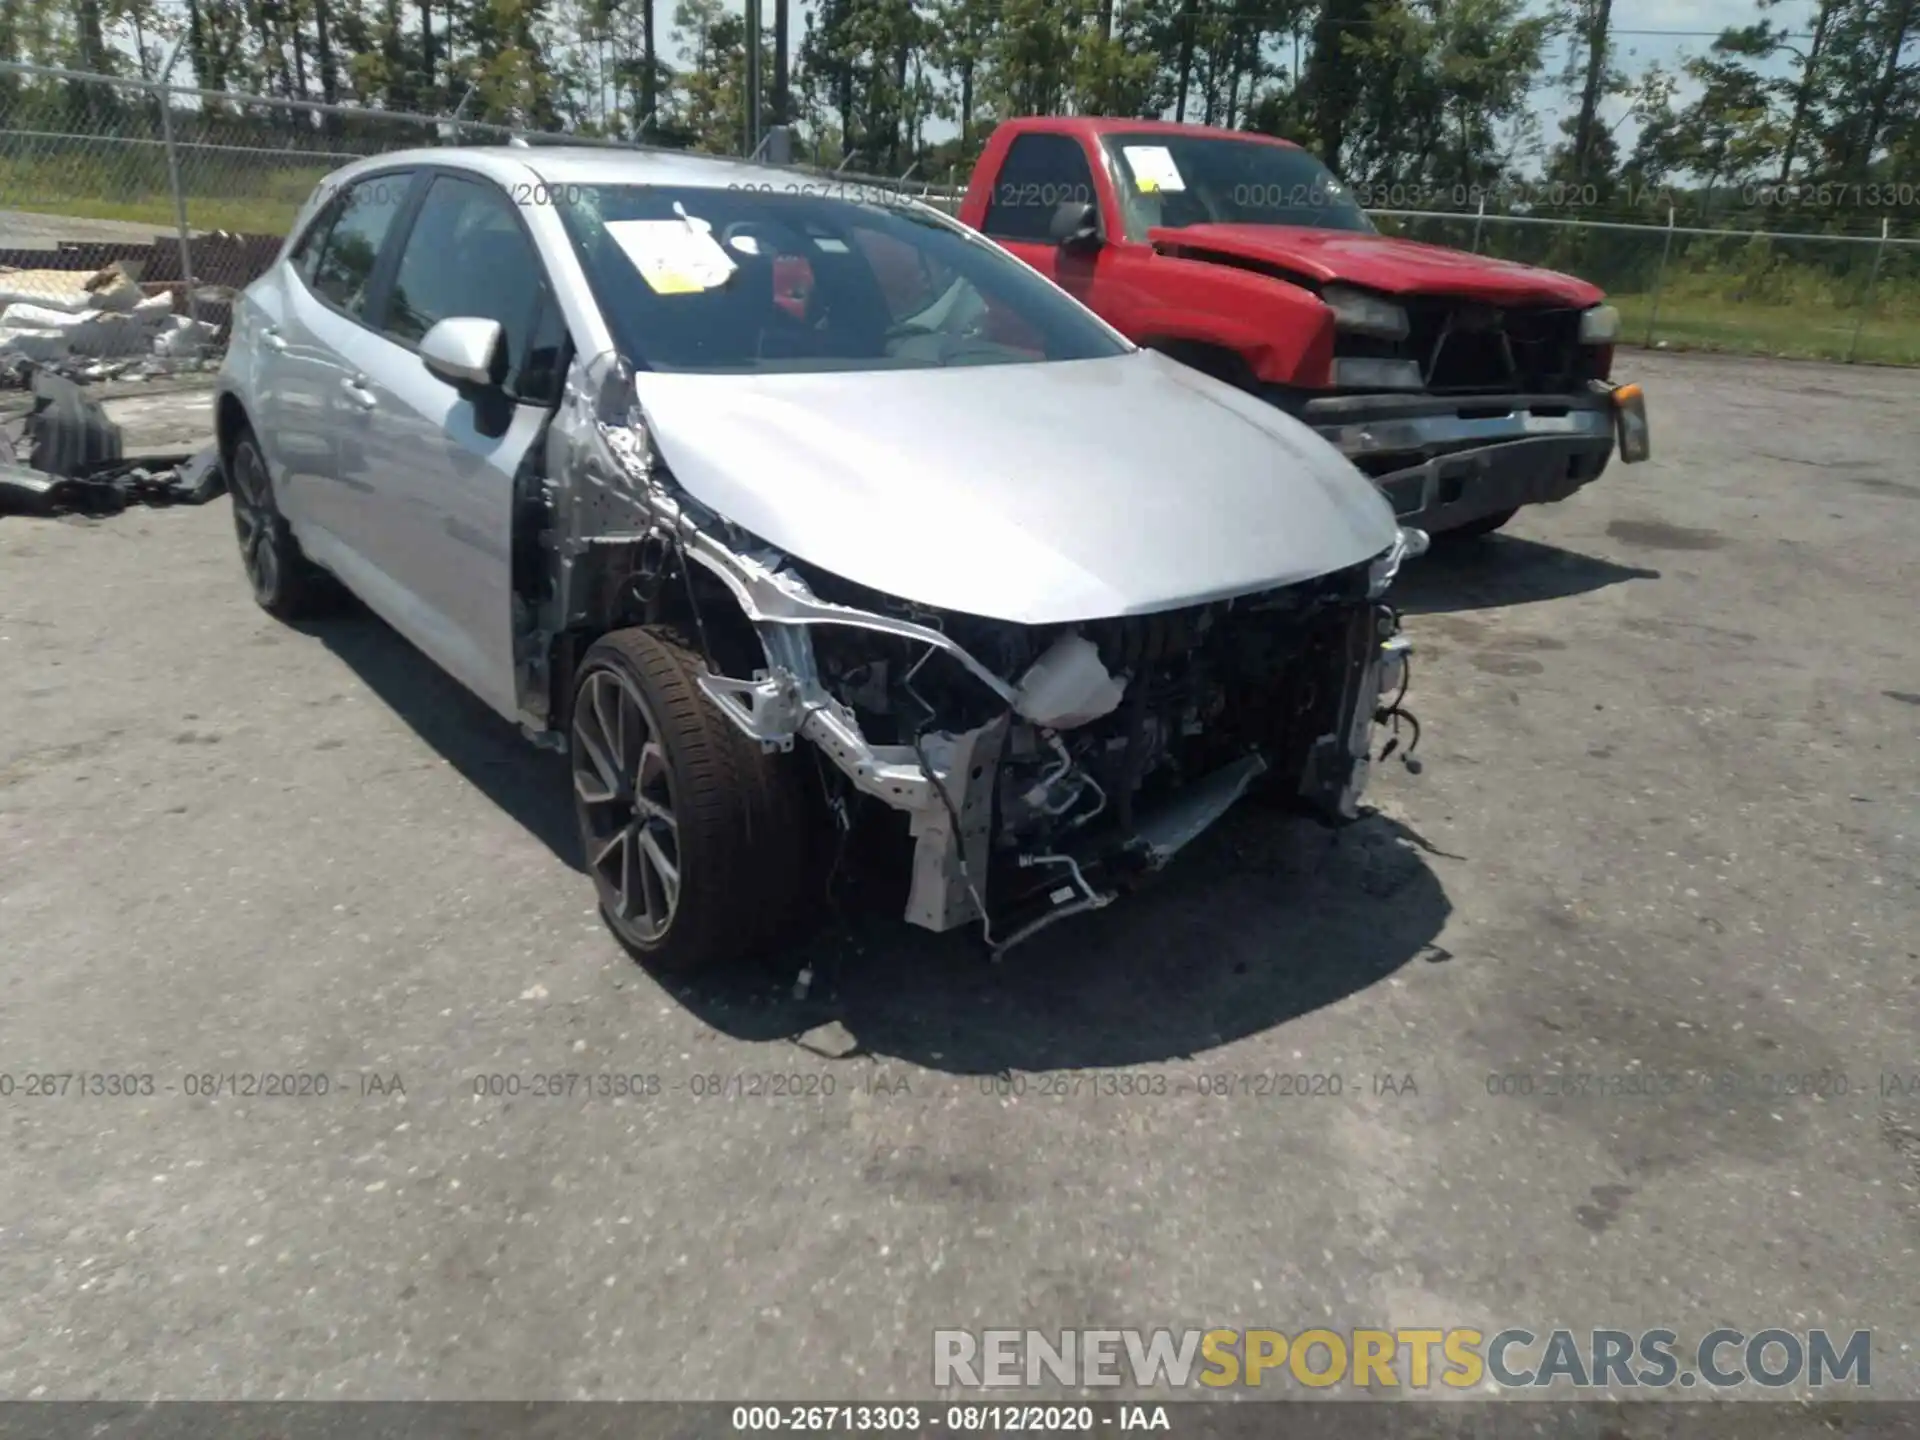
[1579,303,1621,344]
[1322,286,1410,340]
[1332,357,1424,390]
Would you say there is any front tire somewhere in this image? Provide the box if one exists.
[226,430,337,618]
[570,627,813,972]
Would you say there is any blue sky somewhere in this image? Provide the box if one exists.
[1542,0,1805,151]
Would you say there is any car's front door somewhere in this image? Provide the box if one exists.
[341,171,568,720]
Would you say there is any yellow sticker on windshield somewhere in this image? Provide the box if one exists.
[606,215,737,295]
[1122,144,1186,194]
[643,269,706,295]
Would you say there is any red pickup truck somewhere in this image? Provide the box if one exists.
[954,117,1650,537]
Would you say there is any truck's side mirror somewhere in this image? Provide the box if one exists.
[1049,200,1102,252]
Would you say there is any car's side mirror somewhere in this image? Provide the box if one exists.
[420,316,505,390]
[1048,200,1102,252]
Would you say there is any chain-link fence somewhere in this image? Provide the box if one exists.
[1374,208,1920,366]
[6,60,1918,378]
[0,59,649,378]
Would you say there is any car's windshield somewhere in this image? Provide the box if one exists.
[556,183,1128,374]
[1100,134,1375,238]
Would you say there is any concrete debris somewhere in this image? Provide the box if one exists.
[1,351,221,388]
[0,264,220,371]
[153,314,221,357]
[0,264,142,314]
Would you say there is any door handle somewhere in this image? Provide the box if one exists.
[340,374,377,411]
[260,325,288,352]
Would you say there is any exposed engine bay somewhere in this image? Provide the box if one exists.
[518,351,1423,955]
[795,565,1417,949]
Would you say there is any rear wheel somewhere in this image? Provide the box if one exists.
[226,430,337,618]
[1434,506,1519,541]
[570,627,814,972]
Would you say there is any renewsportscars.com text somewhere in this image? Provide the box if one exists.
[932,1327,1873,1392]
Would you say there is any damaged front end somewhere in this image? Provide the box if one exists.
[526,351,1423,956]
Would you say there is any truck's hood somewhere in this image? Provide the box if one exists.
[634,350,1397,627]
[1151,223,1605,307]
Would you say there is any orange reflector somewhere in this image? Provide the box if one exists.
[1612,383,1643,407]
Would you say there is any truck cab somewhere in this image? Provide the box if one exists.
[958,117,1649,537]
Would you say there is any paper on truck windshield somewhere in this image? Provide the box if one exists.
[606,212,737,295]
[1122,145,1187,194]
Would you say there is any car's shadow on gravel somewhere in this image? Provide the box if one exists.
[666,806,1453,1075]
[294,602,586,871]
[1394,534,1658,616]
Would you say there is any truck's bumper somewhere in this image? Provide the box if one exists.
[1300,389,1631,533]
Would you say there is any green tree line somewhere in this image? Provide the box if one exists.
[1,0,1916,230]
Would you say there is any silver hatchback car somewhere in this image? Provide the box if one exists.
[216,146,1419,969]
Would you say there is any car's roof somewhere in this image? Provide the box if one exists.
[328,143,873,191]
[483,144,809,187]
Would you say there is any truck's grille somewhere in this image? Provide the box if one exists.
[1338,300,1595,395]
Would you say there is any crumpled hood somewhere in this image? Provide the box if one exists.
[632,350,1398,626]
[1151,224,1606,307]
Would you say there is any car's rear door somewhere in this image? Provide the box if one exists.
[342,169,568,720]
[240,199,337,500]
[271,170,418,558]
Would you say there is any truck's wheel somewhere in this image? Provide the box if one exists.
[226,429,338,619]
[1436,506,1518,541]
[570,627,813,972]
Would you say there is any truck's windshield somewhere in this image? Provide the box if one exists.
[557,184,1127,374]
[1100,134,1375,238]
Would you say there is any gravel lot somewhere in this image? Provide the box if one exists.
[0,351,1915,1415]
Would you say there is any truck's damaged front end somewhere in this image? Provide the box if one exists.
[522,353,1421,955]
